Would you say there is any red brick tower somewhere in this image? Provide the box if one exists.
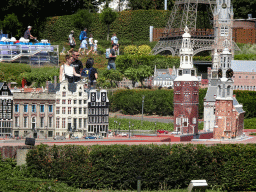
[174,27,199,134]
[213,39,245,139]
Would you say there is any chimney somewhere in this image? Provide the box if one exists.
[54,76,57,89]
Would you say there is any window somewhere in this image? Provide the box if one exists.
[24,104,28,113]
[15,117,19,127]
[92,109,95,115]
[220,26,228,36]
[83,118,86,128]
[79,92,82,96]
[56,99,60,104]
[84,108,86,114]
[74,100,77,104]
[49,105,53,113]
[49,117,52,128]
[32,117,36,130]
[62,118,66,128]
[233,76,235,78]
[62,92,66,97]
[84,100,86,104]
[40,105,44,113]
[183,118,188,127]
[32,105,36,113]
[192,118,196,124]
[40,117,44,127]
[15,104,19,112]
[246,76,248,79]
[239,76,241,78]
[227,86,231,96]
[79,100,82,105]
[62,100,66,104]
[176,118,181,125]
[62,107,66,114]
[68,107,71,114]
[3,86,7,89]
[68,100,71,104]
[99,108,101,115]
[56,118,60,128]
[253,76,255,79]
[91,102,95,106]
[74,107,77,114]
[7,113,11,119]
[79,118,82,128]
[2,92,8,96]
[24,117,28,128]
[79,108,82,114]
[56,107,60,114]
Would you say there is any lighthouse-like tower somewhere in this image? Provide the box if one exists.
[213,39,245,139]
[174,27,199,134]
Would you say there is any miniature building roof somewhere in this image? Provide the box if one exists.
[204,84,217,102]
[231,60,256,72]
[155,73,175,81]
[233,97,245,114]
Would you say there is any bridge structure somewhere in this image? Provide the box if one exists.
[151,0,239,56]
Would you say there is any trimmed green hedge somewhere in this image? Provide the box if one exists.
[26,144,256,191]
[110,89,255,119]
[40,10,171,43]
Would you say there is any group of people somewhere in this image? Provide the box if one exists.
[68,28,97,55]
[59,51,98,86]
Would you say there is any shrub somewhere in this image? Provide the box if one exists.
[138,45,151,55]
[124,45,138,55]
[26,144,256,191]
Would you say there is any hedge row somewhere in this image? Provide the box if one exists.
[40,10,171,43]
[109,89,207,118]
[26,144,256,191]
[109,89,256,119]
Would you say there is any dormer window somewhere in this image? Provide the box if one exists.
[178,70,182,76]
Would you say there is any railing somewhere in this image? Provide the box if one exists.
[0,43,59,65]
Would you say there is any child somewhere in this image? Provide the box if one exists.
[93,40,98,55]
[78,36,88,55]
[87,34,94,55]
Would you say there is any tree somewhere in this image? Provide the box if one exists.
[2,13,22,38]
[73,9,93,30]
[103,69,123,87]
[124,67,139,88]
[100,7,117,40]
[136,65,152,86]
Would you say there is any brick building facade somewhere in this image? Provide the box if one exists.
[174,27,199,134]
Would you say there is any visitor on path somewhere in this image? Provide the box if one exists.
[87,34,94,55]
[68,30,76,54]
[78,36,88,55]
[107,43,118,70]
[79,28,87,42]
[71,51,83,82]
[111,33,119,55]
[59,55,81,83]
[81,58,98,87]
[93,40,98,55]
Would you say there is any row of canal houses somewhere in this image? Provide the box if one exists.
[0,80,109,139]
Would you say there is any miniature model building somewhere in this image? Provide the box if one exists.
[87,89,109,137]
[0,82,13,137]
[213,0,233,53]
[174,27,199,134]
[213,40,245,139]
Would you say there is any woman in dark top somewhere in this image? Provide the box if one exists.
[81,58,98,86]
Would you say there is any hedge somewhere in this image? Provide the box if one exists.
[40,10,171,43]
[110,89,255,119]
[26,144,256,191]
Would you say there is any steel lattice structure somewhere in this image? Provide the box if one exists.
[151,0,241,56]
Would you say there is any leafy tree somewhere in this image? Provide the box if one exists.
[100,7,117,40]
[73,9,93,30]
[2,13,22,38]
[124,67,139,87]
[102,69,123,87]
[136,65,152,85]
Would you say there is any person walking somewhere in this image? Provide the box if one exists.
[68,30,76,54]
[78,36,88,55]
[111,33,119,55]
[107,43,118,70]
[71,51,83,82]
[81,58,98,87]
[87,34,94,55]
[59,55,81,83]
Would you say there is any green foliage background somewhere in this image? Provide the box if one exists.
[40,10,171,43]
[26,144,256,191]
